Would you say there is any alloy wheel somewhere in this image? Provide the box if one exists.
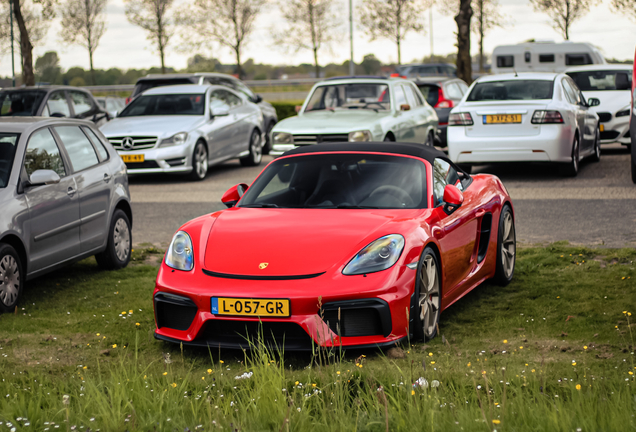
[572,137,580,173]
[195,143,208,179]
[251,132,263,164]
[113,218,130,262]
[0,255,20,307]
[501,211,516,279]
[419,255,440,338]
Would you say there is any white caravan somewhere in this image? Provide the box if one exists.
[492,41,605,74]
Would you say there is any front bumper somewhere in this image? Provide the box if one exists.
[153,262,416,350]
[599,116,630,144]
[447,124,575,163]
[116,143,194,174]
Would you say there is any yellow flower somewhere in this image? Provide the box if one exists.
[336,371,341,375]
[629,371,634,375]
[430,361,435,365]
[129,310,133,314]
[219,360,224,364]
[83,366,87,370]
[492,420,501,425]
[629,313,632,316]
[202,377,205,380]
[96,333,100,336]
[428,352,433,357]
[531,369,536,373]
[411,390,415,395]
[557,296,560,299]
[171,383,177,388]
[144,375,147,379]
[467,362,471,367]
[312,383,316,388]
[503,339,508,344]
[560,255,564,257]
[572,362,577,366]
[295,381,299,386]
[358,364,363,368]
[519,346,523,350]
[622,277,626,280]
[112,344,117,348]
[624,311,628,314]
[121,311,126,315]
[163,372,168,376]
[207,369,212,374]
[135,323,140,327]
[576,384,581,390]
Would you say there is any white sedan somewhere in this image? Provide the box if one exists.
[566,65,632,146]
[447,73,600,176]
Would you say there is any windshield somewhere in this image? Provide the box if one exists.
[132,79,195,97]
[305,83,391,112]
[0,133,19,188]
[567,70,633,91]
[467,80,554,101]
[118,93,205,117]
[239,154,427,209]
[0,90,46,116]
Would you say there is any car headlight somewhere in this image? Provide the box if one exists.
[273,132,293,144]
[159,132,188,147]
[165,231,194,271]
[342,234,405,275]
[616,108,630,117]
[348,130,373,142]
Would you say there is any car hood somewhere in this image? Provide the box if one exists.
[582,90,631,112]
[203,208,418,276]
[99,116,205,138]
[275,110,388,134]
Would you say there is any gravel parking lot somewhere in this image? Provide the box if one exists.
[129,144,636,248]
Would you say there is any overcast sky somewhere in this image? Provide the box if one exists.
[1,0,634,77]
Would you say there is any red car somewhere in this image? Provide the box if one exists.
[153,143,516,350]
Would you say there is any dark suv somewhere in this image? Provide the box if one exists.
[0,86,110,127]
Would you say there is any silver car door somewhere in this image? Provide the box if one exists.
[404,83,429,143]
[23,127,80,273]
[563,78,590,152]
[225,91,252,156]
[206,89,237,162]
[393,85,413,141]
[53,125,112,253]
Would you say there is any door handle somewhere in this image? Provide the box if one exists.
[103,173,112,183]
[67,187,76,197]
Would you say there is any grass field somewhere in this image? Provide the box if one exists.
[0,243,634,431]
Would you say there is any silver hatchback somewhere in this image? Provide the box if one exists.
[0,118,133,312]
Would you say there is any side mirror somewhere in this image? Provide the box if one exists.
[29,169,60,186]
[50,112,66,118]
[253,94,263,103]
[222,183,249,208]
[587,98,600,107]
[210,107,230,118]
[442,184,463,215]
[294,105,302,114]
[400,104,411,111]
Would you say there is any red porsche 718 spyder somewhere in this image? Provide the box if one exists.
[153,143,516,350]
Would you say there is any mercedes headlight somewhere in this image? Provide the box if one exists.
[273,132,293,145]
[348,130,373,142]
[342,234,405,275]
[159,132,188,147]
[165,231,194,271]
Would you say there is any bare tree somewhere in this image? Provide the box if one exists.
[530,0,593,40]
[271,0,339,79]
[611,0,636,21]
[59,0,107,85]
[182,0,267,79]
[358,0,429,65]
[455,0,472,84]
[125,0,175,74]
[473,0,504,72]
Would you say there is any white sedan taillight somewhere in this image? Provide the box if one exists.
[531,110,564,124]
[449,112,474,126]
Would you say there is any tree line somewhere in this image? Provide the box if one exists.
[2,0,636,88]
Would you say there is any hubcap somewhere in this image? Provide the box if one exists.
[195,144,208,178]
[0,255,20,306]
[501,212,516,279]
[572,139,579,172]
[251,133,262,163]
[419,255,440,338]
[113,218,130,262]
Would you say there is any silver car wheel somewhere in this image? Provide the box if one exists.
[501,211,516,279]
[194,143,208,179]
[113,218,130,262]
[251,132,262,164]
[572,137,580,173]
[419,254,440,338]
[0,255,20,307]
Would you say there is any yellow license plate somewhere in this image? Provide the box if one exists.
[484,114,522,124]
[600,124,605,132]
[121,154,145,163]
[211,297,290,317]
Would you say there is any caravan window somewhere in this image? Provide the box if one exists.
[539,54,555,63]
[565,53,593,66]
[524,52,531,63]
[496,56,514,68]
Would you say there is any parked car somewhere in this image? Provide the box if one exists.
[153,142,515,349]
[566,65,632,146]
[0,86,110,127]
[412,77,470,146]
[492,41,605,74]
[395,63,457,78]
[0,118,133,312]
[129,73,278,153]
[100,84,265,181]
[270,77,438,155]
[447,72,601,176]
[96,96,126,119]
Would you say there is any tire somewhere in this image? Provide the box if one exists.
[559,135,580,177]
[240,129,263,167]
[413,246,441,341]
[632,158,636,184]
[425,131,435,147]
[188,141,208,181]
[493,205,516,286]
[590,127,601,163]
[95,209,132,271]
[0,243,23,313]
[263,121,276,155]
[457,163,472,174]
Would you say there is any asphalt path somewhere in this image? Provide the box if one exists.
[129,144,636,248]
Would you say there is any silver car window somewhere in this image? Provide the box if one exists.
[55,126,99,172]
[24,128,67,177]
[69,91,93,116]
[83,126,109,161]
[445,83,463,100]
[403,85,421,107]
[0,133,19,188]
[562,79,580,105]
[210,89,242,109]
[394,85,407,107]
[45,91,71,118]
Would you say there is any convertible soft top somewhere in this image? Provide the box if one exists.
[282,142,447,165]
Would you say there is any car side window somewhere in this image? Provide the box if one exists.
[54,126,99,172]
[394,85,407,107]
[457,82,469,94]
[209,90,233,112]
[402,85,418,107]
[69,91,94,116]
[562,79,580,105]
[24,128,66,177]
[446,83,463,100]
[44,91,71,118]
[82,126,109,161]
[234,80,257,100]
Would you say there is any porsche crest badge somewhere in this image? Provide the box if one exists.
[259,263,269,270]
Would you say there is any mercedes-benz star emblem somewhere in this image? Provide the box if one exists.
[122,137,134,150]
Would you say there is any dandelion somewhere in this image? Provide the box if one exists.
[202,377,205,380]
[431,380,440,388]
[295,381,299,386]
[121,311,126,315]
[503,339,508,344]
[629,372,634,375]
[572,362,577,366]
[129,310,133,314]
[163,372,168,376]
[583,346,587,350]
[96,333,100,336]
[171,383,177,388]
[557,296,560,299]
[207,369,212,374]
[82,366,87,370]
[135,323,140,327]
[219,360,224,364]
[415,377,428,388]
[428,352,433,356]
[336,371,341,375]
[312,384,316,388]
[112,344,117,348]
[467,362,471,367]
[430,361,436,365]
[531,369,536,373]
[576,384,581,390]
[411,390,415,395]
[519,346,523,349]
[492,420,501,425]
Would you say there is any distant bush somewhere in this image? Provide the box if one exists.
[270,102,300,121]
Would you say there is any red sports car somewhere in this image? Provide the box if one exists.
[153,143,516,350]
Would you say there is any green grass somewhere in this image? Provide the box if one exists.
[0,243,634,431]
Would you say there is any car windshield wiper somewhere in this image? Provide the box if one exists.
[240,203,279,208]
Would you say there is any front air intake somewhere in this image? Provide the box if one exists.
[320,299,392,337]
